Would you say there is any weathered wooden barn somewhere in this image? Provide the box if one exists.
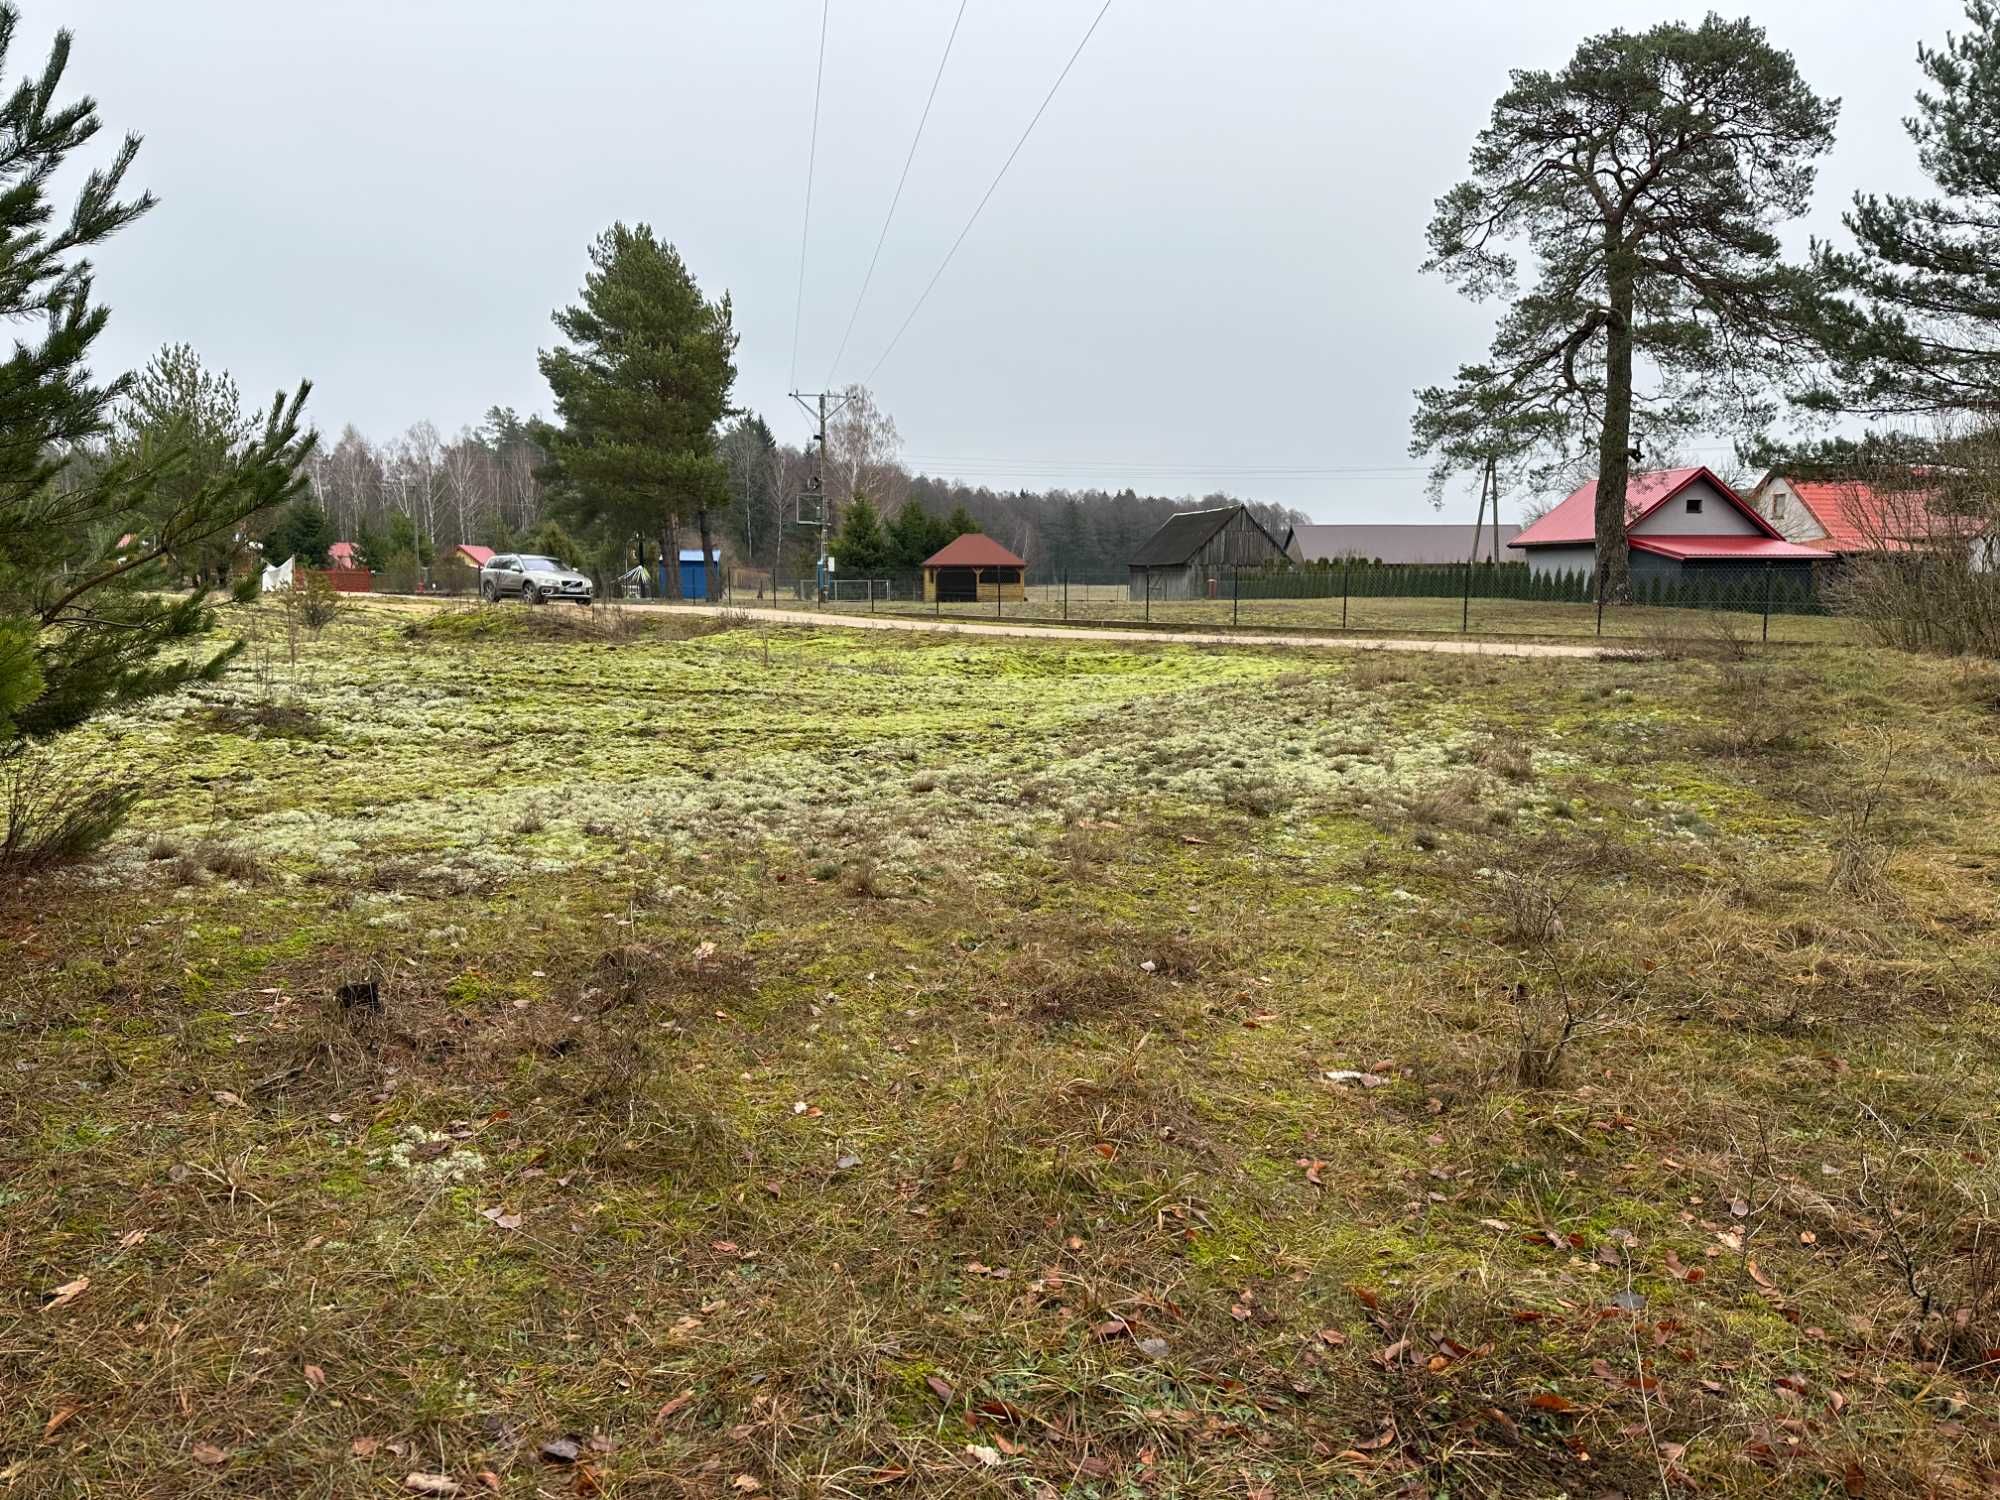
[1128,505,1290,600]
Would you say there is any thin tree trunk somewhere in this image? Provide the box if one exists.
[1595,257,1636,603]
[662,515,682,600]
[697,506,718,601]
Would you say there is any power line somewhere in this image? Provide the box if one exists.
[822,0,970,388]
[788,0,832,392]
[857,0,1115,387]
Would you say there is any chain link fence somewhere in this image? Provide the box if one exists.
[727,558,1852,645]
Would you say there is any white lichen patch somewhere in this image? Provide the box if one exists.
[374,1124,485,1185]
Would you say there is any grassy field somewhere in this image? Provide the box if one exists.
[4,598,1996,1497]
[749,587,1861,647]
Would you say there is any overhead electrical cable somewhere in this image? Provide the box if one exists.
[822,0,971,388]
[856,0,1115,386]
[788,0,832,391]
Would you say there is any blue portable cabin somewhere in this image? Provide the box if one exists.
[657,546,720,600]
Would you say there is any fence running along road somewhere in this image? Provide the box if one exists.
[721,561,1855,646]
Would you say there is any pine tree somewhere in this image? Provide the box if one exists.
[1413,17,1837,599]
[0,11,314,841]
[1815,1,2000,416]
[535,225,738,603]
[263,497,336,567]
[110,342,257,584]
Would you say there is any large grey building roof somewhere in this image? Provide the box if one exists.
[1284,523,1522,565]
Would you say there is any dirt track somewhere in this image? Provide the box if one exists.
[645,603,1625,658]
[355,593,1626,659]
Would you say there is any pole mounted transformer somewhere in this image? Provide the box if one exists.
[790,389,850,602]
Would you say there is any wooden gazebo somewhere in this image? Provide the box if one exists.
[921,534,1027,604]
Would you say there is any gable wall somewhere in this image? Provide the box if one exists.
[1632,478,1760,537]
[1746,476,1828,543]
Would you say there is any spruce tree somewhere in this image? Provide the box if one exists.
[536,225,738,603]
[1412,17,1838,599]
[0,12,314,817]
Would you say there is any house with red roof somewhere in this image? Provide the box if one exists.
[328,540,360,569]
[1744,473,1959,557]
[1509,467,1824,587]
[921,533,1026,603]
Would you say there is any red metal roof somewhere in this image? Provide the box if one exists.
[922,533,1025,568]
[455,544,495,565]
[328,541,359,566]
[1779,478,1944,553]
[1510,466,1784,548]
[1631,535,1824,561]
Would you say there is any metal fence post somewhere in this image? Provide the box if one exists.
[1063,570,1069,622]
[1232,564,1239,627]
[1145,568,1151,623]
[1762,562,1772,643]
[1342,557,1350,631]
[1462,560,1471,633]
[996,571,1003,620]
[1595,566,1605,637]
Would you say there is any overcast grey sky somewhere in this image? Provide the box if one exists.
[49,0,1966,522]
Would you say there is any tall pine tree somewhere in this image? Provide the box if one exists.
[1815,0,2000,416]
[0,9,314,860]
[1413,17,1837,598]
[535,225,738,601]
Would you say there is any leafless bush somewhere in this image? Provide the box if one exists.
[1493,868,1573,946]
[1850,1141,2000,1369]
[1509,963,1652,1088]
[1826,728,1906,900]
[1484,864,1650,1085]
[0,755,140,872]
[1815,436,2000,658]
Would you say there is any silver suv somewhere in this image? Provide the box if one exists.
[480,553,594,606]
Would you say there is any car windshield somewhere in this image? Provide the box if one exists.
[521,556,566,571]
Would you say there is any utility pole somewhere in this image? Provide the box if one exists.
[790,389,851,602]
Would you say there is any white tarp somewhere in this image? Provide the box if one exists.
[260,555,296,592]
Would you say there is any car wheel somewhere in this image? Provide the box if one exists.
[522,585,541,605]
[481,582,498,603]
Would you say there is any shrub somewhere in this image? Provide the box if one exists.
[0,758,139,873]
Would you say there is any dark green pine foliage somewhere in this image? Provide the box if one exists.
[832,496,891,577]
[1413,16,1838,598]
[535,225,739,602]
[0,11,314,773]
[1815,1,2000,416]
[263,497,336,567]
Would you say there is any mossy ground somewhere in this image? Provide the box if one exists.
[4,600,1997,1497]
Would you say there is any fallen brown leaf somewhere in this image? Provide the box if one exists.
[44,1277,89,1311]
[192,1443,230,1466]
[42,1406,79,1440]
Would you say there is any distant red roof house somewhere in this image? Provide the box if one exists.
[1745,473,1959,555]
[1510,467,1824,579]
[452,544,495,567]
[328,541,360,568]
